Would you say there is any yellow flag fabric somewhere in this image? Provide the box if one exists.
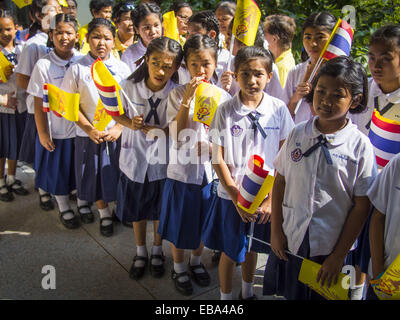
[193,82,221,126]
[93,99,112,131]
[163,11,179,42]
[371,254,400,300]
[58,0,68,6]
[12,0,32,9]
[298,259,349,300]
[0,51,12,83]
[232,0,261,46]
[44,83,80,122]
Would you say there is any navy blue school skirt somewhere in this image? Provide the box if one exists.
[19,113,36,164]
[74,136,120,203]
[158,177,208,250]
[0,111,26,160]
[262,230,353,300]
[116,172,165,222]
[34,136,76,195]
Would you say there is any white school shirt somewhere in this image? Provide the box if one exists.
[121,39,146,73]
[27,50,82,139]
[282,60,313,124]
[209,92,294,200]
[350,78,400,136]
[119,78,179,183]
[0,45,25,114]
[15,32,50,114]
[60,54,130,137]
[367,153,400,270]
[274,117,378,257]
[167,84,231,185]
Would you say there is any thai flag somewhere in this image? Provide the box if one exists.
[43,83,50,112]
[368,110,400,167]
[322,19,354,61]
[237,155,270,210]
[93,81,121,116]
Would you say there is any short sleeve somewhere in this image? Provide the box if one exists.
[27,60,47,98]
[353,139,378,197]
[166,86,183,124]
[15,43,41,76]
[209,102,228,147]
[264,64,284,100]
[273,127,295,177]
[279,103,295,141]
[60,65,79,94]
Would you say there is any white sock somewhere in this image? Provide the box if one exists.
[134,245,148,267]
[55,195,73,219]
[77,198,91,214]
[351,284,365,300]
[39,188,51,201]
[220,289,233,300]
[190,254,204,274]
[241,280,254,299]
[0,178,7,194]
[151,245,163,265]
[7,175,21,189]
[174,262,189,282]
[99,207,112,226]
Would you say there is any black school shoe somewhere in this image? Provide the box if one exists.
[171,270,193,296]
[238,289,258,300]
[59,210,80,229]
[8,179,29,196]
[0,184,14,202]
[99,217,113,237]
[188,263,211,287]
[39,193,55,211]
[129,255,148,280]
[78,205,94,224]
[149,253,165,278]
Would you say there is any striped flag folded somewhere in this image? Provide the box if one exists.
[91,58,124,117]
[237,155,275,214]
[321,19,354,61]
[368,110,400,168]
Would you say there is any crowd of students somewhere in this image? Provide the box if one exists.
[0,0,399,301]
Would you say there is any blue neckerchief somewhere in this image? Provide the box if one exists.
[303,134,333,164]
[247,111,267,139]
[145,97,161,125]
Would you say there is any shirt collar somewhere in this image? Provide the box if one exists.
[306,116,356,146]
[49,49,80,68]
[137,78,174,100]
[370,79,400,104]
[275,49,292,63]
[233,91,269,116]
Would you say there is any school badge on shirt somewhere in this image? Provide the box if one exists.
[231,125,243,137]
[291,148,303,162]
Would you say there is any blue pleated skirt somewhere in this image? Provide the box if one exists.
[34,136,76,195]
[19,113,36,164]
[158,177,208,250]
[262,230,353,300]
[116,172,165,222]
[74,136,120,203]
[0,111,26,160]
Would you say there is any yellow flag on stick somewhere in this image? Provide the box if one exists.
[298,258,349,300]
[43,83,80,121]
[162,11,179,42]
[370,254,400,300]
[193,82,221,126]
[93,99,112,131]
[232,0,261,46]
[12,0,32,9]
[0,52,12,83]
[58,0,68,6]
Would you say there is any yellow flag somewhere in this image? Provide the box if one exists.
[58,0,68,7]
[0,52,12,83]
[12,0,32,9]
[371,254,400,300]
[232,0,261,46]
[43,83,80,122]
[93,99,112,131]
[193,82,221,126]
[298,259,349,300]
[162,11,179,42]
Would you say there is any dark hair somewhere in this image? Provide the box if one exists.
[301,11,337,62]
[188,10,220,48]
[128,36,183,84]
[234,46,274,74]
[171,1,191,15]
[183,34,218,81]
[47,13,79,49]
[112,1,135,22]
[0,9,18,25]
[215,1,236,17]
[90,0,114,14]
[370,24,400,52]
[87,17,116,39]
[263,14,296,51]
[28,0,52,39]
[305,56,368,114]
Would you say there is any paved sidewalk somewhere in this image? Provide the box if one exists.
[0,164,283,300]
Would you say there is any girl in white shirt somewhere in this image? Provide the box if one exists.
[61,18,130,237]
[267,56,377,300]
[28,14,82,229]
[113,37,183,280]
[121,3,162,73]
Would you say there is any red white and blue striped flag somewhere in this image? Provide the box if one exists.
[321,19,354,61]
